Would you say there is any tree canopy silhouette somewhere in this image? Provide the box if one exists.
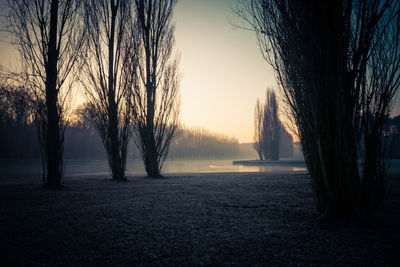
[131,0,180,177]
[7,0,86,187]
[81,0,137,180]
[262,89,280,160]
[238,0,400,218]
[254,88,292,160]
[253,98,264,160]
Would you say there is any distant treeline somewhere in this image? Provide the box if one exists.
[168,126,240,159]
[5,119,399,160]
[2,84,399,160]
[0,125,240,160]
[0,94,241,159]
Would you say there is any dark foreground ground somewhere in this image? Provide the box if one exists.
[0,172,399,266]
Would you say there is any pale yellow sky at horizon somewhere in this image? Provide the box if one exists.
[174,0,278,143]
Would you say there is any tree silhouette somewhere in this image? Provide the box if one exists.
[81,0,137,180]
[262,89,280,160]
[131,0,180,177]
[238,0,400,218]
[0,85,33,127]
[168,126,240,159]
[254,89,282,160]
[7,0,86,187]
[253,98,264,160]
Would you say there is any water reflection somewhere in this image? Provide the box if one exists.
[0,159,308,178]
[83,159,308,175]
[2,158,400,179]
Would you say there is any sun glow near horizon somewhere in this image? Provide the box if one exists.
[174,0,279,143]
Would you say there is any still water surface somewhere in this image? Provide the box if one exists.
[0,158,307,178]
[2,159,400,180]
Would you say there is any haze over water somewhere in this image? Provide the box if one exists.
[0,159,307,180]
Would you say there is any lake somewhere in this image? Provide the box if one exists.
[0,158,307,179]
[2,158,399,180]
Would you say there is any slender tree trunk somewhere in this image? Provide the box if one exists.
[144,76,160,177]
[45,0,62,187]
[108,0,124,180]
[133,0,179,177]
[257,149,263,160]
[142,0,160,177]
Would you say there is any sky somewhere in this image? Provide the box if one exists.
[2,0,397,143]
[0,0,277,143]
[174,0,276,143]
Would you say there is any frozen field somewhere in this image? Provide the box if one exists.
[0,172,399,265]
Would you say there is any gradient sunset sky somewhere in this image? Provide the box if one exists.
[174,0,277,143]
[1,0,398,143]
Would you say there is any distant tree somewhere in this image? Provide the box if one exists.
[0,82,42,160]
[0,88,7,125]
[131,0,180,177]
[385,115,400,158]
[385,115,400,135]
[0,85,33,126]
[81,0,137,180]
[280,125,294,158]
[238,0,400,218]
[69,103,93,130]
[253,89,282,160]
[253,98,264,160]
[63,103,106,160]
[7,0,86,187]
[262,89,280,160]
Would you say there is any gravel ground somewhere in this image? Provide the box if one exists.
[0,172,399,266]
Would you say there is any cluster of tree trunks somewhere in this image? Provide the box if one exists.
[5,0,180,183]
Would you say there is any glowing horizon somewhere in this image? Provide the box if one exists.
[174,0,278,143]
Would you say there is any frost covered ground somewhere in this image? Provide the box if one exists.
[0,172,399,266]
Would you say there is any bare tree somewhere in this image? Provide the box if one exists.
[81,0,137,180]
[253,98,264,160]
[7,0,86,187]
[132,0,180,177]
[237,0,400,218]
[0,85,33,126]
[254,88,281,160]
[358,3,400,214]
[264,89,280,161]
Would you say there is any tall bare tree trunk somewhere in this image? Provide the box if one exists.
[108,1,124,180]
[144,82,159,176]
[132,0,180,177]
[82,0,134,181]
[45,0,62,187]
[8,0,86,186]
[142,0,158,177]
